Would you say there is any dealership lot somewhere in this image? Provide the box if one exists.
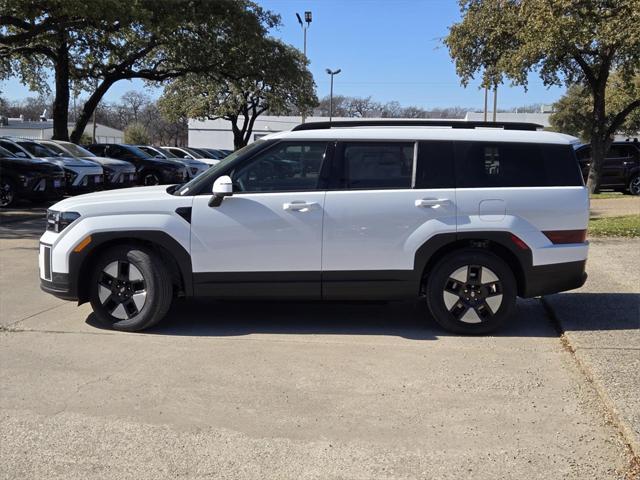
[0,216,637,479]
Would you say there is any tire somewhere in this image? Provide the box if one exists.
[629,174,640,196]
[89,245,173,331]
[425,249,517,335]
[141,171,162,186]
[0,178,16,208]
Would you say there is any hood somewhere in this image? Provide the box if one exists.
[49,185,191,218]
[79,156,136,170]
[45,156,102,168]
[0,157,65,174]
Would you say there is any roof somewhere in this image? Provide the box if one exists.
[264,126,580,145]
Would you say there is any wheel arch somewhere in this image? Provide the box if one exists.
[73,231,192,304]
[415,232,531,297]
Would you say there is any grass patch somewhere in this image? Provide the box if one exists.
[590,192,627,199]
[588,215,640,237]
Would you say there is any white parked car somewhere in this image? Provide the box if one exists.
[39,120,589,334]
[161,146,220,167]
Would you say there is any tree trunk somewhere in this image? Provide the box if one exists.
[587,84,608,194]
[69,79,115,143]
[52,32,70,141]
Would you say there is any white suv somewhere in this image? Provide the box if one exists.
[39,121,589,334]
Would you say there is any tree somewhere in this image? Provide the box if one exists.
[445,0,640,192]
[123,122,150,144]
[120,91,151,124]
[159,38,317,149]
[1,0,278,142]
[551,74,640,141]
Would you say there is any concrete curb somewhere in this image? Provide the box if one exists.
[541,297,640,460]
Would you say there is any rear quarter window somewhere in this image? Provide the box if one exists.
[455,142,583,188]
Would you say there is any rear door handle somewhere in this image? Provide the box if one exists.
[283,201,317,212]
[415,198,451,208]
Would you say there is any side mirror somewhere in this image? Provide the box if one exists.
[209,175,233,207]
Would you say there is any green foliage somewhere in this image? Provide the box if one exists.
[123,122,150,145]
[159,38,317,148]
[0,0,281,140]
[551,74,640,141]
[589,215,640,238]
[445,0,640,192]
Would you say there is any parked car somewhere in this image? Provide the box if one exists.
[135,145,209,180]
[0,137,104,195]
[160,146,220,167]
[85,144,188,186]
[39,120,589,335]
[39,140,137,189]
[574,141,640,194]
[190,147,227,160]
[0,145,65,207]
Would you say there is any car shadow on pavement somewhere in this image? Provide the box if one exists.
[545,292,640,332]
[86,298,559,339]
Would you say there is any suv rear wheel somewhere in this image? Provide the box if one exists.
[89,245,173,331]
[425,249,517,334]
[629,174,640,195]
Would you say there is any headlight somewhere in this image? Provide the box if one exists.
[46,210,81,233]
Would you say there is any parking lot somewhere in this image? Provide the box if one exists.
[1,212,638,479]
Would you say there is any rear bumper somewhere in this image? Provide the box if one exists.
[522,260,587,298]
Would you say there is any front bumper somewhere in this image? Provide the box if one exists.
[39,242,77,300]
[68,173,105,194]
[105,171,137,189]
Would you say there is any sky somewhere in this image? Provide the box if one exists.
[0,0,566,111]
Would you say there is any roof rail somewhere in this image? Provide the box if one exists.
[291,120,543,132]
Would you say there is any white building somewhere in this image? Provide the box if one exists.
[0,117,124,143]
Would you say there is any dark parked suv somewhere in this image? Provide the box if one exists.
[0,146,65,207]
[574,141,640,194]
[86,144,188,185]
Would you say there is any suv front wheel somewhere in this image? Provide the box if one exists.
[425,249,517,334]
[89,245,173,331]
[629,174,640,195]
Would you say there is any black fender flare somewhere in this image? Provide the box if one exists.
[71,230,193,303]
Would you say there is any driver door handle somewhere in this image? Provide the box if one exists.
[415,198,451,208]
[283,201,317,212]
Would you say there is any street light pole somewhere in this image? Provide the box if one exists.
[296,11,312,123]
[326,68,341,122]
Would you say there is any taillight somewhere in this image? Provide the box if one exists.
[510,234,529,250]
[543,230,587,244]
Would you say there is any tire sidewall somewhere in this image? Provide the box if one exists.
[0,178,15,208]
[629,174,640,195]
[89,246,171,331]
[426,249,517,335]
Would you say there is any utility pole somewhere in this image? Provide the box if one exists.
[326,68,341,122]
[296,11,312,123]
[492,84,498,122]
[483,85,488,122]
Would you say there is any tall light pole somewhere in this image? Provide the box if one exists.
[326,68,341,122]
[296,11,312,123]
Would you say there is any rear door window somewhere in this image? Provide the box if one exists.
[337,142,414,189]
[415,141,455,189]
[455,142,583,187]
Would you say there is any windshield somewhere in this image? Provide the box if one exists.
[175,140,265,196]
[63,142,96,157]
[18,141,56,158]
[125,145,153,158]
[0,145,15,157]
[183,147,204,159]
[156,147,178,158]
[42,143,68,156]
